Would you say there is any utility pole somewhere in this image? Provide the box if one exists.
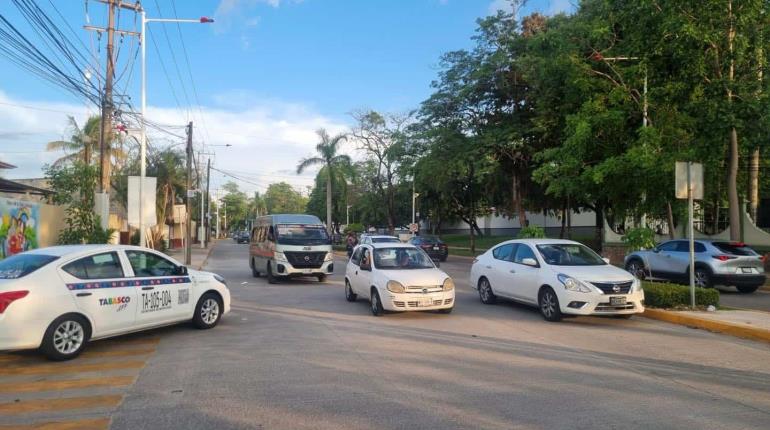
[99,0,116,197]
[185,121,193,265]
[205,158,211,247]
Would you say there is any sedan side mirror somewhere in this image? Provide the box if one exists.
[176,265,189,276]
[521,258,538,267]
[602,257,611,264]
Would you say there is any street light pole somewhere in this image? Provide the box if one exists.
[139,13,213,248]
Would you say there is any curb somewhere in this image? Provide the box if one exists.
[642,308,770,344]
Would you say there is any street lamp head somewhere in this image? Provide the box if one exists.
[200,17,215,23]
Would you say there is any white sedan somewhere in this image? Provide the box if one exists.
[345,243,455,315]
[470,239,644,321]
[0,245,231,360]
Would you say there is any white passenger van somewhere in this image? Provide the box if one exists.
[249,214,334,283]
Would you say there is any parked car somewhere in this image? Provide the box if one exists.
[470,239,644,321]
[345,243,454,315]
[408,235,449,261]
[624,240,766,293]
[236,231,250,244]
[360,234,401,245]
[0,245,231,360]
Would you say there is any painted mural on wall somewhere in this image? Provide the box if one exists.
[0,198,38,258]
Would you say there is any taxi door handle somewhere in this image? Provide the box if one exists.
[76,292,92,297]
[142,286,154,291]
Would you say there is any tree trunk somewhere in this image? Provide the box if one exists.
[560,198,567,239]
[566,195,572,239]
[666,201,675,239]
[469,218,476,255]
[326,168,333,233]
[513,174,528,227]
[749,148,760,222]
[595,201,604,252]
[728,127,740,240]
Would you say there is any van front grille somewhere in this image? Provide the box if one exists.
[284,252,326,269]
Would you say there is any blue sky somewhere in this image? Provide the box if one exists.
[0,0,571,192]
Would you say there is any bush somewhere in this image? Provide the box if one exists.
[344,223,364,234]
[622,227,655,251]
[517,225,545,239]
[642,281,719,309]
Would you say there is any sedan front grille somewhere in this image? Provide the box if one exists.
[595,302,636,312]
[591,281,632,294]
[284,252,326,269]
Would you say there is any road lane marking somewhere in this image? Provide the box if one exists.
[0,394,122,415]
[0,376,135,394]
[0,418,110,430]
[0,346,156,366]
[0,360,146,377]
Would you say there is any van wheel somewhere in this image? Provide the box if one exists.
[317,274,327,283]
[251,258,260,278]
[267,263,278,284]
[41,314,90,361]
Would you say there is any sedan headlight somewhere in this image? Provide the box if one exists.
[273,252,287,262]
[557,274,591,293]
[442,278,455,291]
[324,252,333,262]
[213,274,227,285]
[386,280,405,293]
[632,278,642,292]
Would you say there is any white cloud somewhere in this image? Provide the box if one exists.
[0,90,351,196]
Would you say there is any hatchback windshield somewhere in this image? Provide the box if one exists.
[374,248,435,270]
[536,243,606,266]
[372,237,400,243]
[275,224,330,246]
[0,254,59,279]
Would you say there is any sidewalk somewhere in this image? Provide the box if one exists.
[643,308,770,344]
[164,240,217,270]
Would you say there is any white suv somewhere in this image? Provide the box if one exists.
[470,239,644,321]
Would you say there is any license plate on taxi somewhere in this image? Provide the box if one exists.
[609,296,626,306]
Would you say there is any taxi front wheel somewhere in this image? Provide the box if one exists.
[193,293,223,329]
[40,314,91,361]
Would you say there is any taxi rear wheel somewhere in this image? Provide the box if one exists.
[193,293,223,329]
[41,314,90,361]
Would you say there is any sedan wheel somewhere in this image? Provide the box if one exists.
[538,287,563,322]
[478,277,497,304]
[41,315,89,361]
[193,293,222,329]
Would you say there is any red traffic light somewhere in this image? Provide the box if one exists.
[200,17,215,23]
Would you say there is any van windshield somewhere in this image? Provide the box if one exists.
[275,224,330,246]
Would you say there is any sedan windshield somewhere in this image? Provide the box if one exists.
[536,244,606,266]
[275,224,330,246]
[0,254,59,279]
[374,248,435,270]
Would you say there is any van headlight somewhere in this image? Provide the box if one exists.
[386,281,405,293]
[557,274,591,293]
[324,252,333,262]
[273,252,287,262]
[442,278,455,291]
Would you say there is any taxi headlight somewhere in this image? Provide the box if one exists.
[324,252,333,262]
[273,252,287,262]
[442,278,455,291]
[557,274,591,293]
[386,280,405,293]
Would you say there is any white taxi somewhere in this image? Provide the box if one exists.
[345,243,455,315]
[0,245,231,360]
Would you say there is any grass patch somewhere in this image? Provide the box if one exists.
[642,281,719,309]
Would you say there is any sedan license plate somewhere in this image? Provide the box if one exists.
[609,296,626,306]
[741,267,753,274]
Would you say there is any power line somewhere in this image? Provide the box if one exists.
[152,0,192,121]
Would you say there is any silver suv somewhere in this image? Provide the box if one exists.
[624,240,766,293]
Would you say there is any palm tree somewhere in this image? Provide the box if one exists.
[47,115,127,167]
[47,116,101,166]
[297,129,350,232]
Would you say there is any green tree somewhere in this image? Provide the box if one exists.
[264,182,307,214]
[221,181,249,231]
[296,129,351,232]
[46,116,100,166]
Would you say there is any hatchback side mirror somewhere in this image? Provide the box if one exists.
[521,258,538,267]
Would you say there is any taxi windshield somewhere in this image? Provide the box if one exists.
[0,254,59,279]
[275,224,330,246]
[373,248,434,270]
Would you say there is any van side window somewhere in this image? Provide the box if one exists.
[267,226,275,242]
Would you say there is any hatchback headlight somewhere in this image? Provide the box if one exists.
[386,280,405,293]
[557,274,591,293]
[324,252,333,262]
[442,278,455,291]
[273,252,287,262]
[213,274,227,285]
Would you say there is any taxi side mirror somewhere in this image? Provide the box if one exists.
[175,266,189,276]
[521,258,539,267]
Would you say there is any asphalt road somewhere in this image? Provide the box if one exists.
[109,241,770,430]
